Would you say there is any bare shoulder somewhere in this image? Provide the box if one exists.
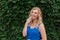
[38,23,45,30]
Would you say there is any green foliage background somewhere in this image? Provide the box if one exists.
[0,0,60,40]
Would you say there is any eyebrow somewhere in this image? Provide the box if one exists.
[32,11,37,13]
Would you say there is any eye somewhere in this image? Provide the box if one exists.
[34,12,37,14]
[31,11,33,13]
[32,11,37,14]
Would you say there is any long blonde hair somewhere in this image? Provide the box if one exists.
[29,7,43,26]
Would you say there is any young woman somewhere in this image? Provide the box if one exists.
[22,7,47,40]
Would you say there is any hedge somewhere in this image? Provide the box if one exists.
[0,0,60,40]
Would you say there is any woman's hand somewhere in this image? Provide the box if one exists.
[26,17,32,25]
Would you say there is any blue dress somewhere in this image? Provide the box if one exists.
[27,25,41,40]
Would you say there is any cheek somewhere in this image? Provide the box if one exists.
[35,14,38,18]
[32,14,38,19]
[29,13,32,17]
[29,13,32,16]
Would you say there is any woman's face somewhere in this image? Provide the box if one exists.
[30,9,39,20]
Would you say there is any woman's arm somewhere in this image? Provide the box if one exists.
[22,17,32,37]
[22,22,28,37]
[39,23,47,40]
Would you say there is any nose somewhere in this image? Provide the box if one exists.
[31,13,35,16]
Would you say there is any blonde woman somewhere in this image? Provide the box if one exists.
[22,7,47,40]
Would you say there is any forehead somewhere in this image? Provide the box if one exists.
[32,9,38,12]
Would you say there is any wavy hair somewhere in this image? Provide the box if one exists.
[29,7,43,26]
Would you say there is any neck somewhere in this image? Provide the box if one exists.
[30,19,38,27]
[32,19,38,24]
